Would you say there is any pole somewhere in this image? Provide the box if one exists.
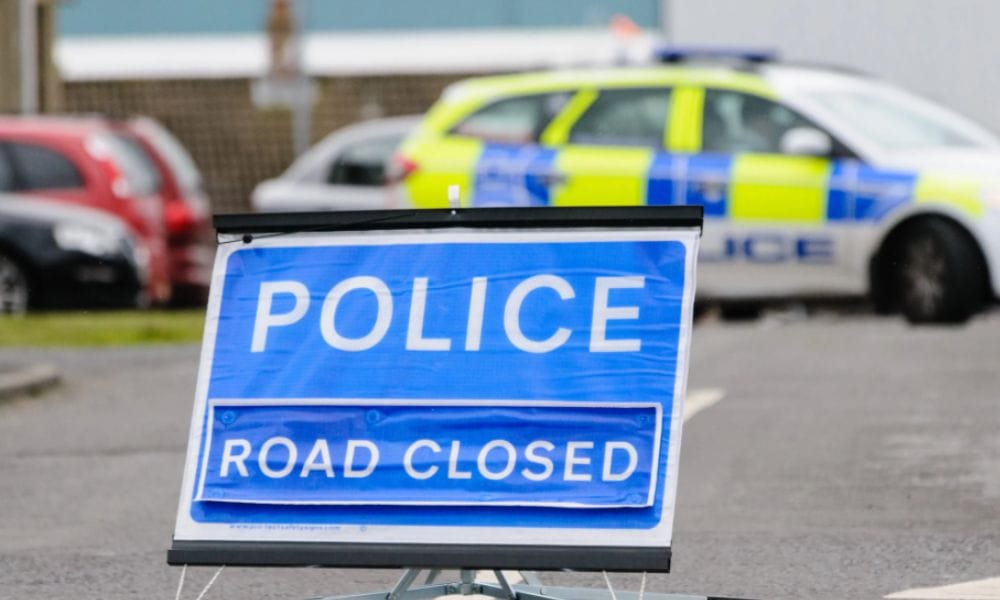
[291,81,312,157]
[289,0,311,156]
[19,0,38,113]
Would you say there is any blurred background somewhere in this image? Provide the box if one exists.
[3,4,1000,600]
[4,0,995,214]
[3,1,1000,318]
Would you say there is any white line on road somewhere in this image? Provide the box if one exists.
[886,576,1000,599]
[684,388,726,422]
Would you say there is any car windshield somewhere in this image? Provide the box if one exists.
[807,84,1000,150]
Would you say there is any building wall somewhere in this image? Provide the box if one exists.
[0,0,24,112]
[670,0,1000,134]
[59,0,660,35]
[62,74,472,213]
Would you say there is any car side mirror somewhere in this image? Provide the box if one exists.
[780,127,833,157]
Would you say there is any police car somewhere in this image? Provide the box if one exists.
[394,49,1000,323]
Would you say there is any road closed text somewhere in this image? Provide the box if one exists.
[198,402,661,508]
[219,437,639,482]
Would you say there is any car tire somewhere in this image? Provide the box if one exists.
[0,253,30,314]
[718,301,762,321]
[890,219,985,324]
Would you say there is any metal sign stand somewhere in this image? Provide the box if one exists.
[319,568,724,600]
[169,206,740,600]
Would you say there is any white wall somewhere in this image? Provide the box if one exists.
[668,0,1000,134]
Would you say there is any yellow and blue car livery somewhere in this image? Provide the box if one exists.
[396,54,1000,323]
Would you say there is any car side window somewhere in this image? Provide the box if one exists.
[452,92,572,144]
[327,135,402,186]
[701,89,818,154]
[0,147,13,191]
[7,142,85,190]
[569,88,672,147]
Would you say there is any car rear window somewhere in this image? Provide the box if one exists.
[133,119,204,195]
[6,142,85,190]
[101,133,161,197]
[327,134,405,186]
[451,92,572,144]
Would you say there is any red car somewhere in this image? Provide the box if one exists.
[0,116,172,304]
[115,117,213,305]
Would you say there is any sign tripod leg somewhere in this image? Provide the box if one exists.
[387,569,423,600]
[424,569,442,585]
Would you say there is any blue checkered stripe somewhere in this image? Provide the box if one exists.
[646,153,917,223]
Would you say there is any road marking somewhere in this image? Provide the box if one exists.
[435,390,725,599]
[684,388,726,422]
[886,577,1000,599]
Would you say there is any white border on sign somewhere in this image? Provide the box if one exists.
[173,226,701,548]
[196,398,662,508]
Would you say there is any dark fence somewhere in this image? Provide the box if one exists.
[63,73,475,213]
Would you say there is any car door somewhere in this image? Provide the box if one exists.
[690,88,855,298]
[548,87,673,207]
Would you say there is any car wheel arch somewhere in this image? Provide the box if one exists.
[869,210,992,315]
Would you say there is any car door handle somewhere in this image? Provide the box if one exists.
[537,172,568,188]
[692,179,726,199]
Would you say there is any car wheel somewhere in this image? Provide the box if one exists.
[0,253,30,314]
[891,219,985,324]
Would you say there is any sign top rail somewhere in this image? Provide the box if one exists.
[214,206,704,235]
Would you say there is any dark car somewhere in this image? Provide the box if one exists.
[0,193,147,312]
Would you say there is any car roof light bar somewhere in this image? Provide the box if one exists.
[655,45,779,64]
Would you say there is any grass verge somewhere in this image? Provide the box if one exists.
[0,310,206,346]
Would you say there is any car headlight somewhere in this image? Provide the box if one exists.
[53,223,124,257]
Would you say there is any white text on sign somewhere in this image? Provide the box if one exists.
[250,275,646,354]
[219,437,641,483]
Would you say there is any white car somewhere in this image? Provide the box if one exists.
[251,115,421,212]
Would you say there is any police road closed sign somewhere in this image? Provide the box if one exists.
[170,208,701,571]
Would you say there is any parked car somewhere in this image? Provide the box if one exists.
[251,115,421,212]
[112,117,213,305]
[0,116,171,304]
[0,193,147,312]
[396,49,1000,323]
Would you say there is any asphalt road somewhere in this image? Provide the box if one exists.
[1,309,998,600]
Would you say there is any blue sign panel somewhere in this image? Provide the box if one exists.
[174,226,699,552]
